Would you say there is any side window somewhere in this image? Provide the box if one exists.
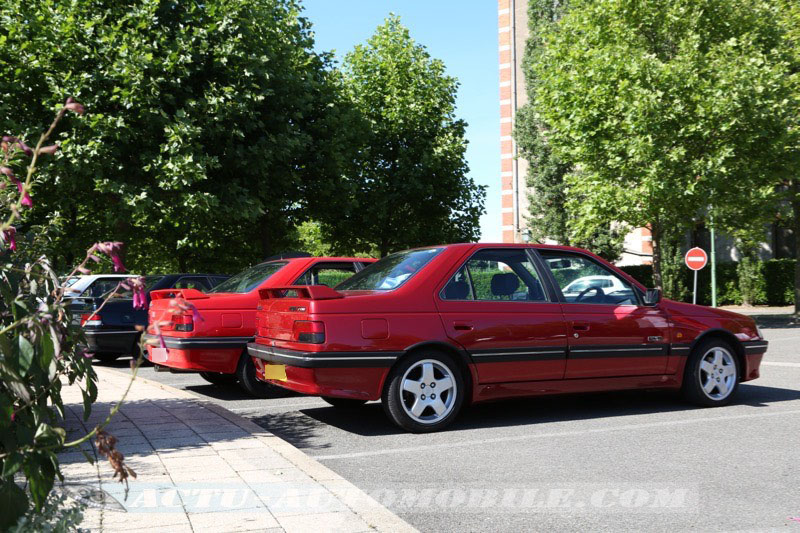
[90,278,125,297]
[440,266,474,300]
[174,277,210,290]
[293,263,358,287]
[441,249,547,302]
[540,251,637,306]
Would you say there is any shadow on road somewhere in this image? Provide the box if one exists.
[290,383,800,439]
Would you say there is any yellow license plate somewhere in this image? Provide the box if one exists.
[263,363,287,381]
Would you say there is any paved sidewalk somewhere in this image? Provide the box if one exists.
[58,367,416,533]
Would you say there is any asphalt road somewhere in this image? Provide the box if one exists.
[102,323,800,532]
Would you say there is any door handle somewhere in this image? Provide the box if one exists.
[453,322,474,331]
[572,323,590,332]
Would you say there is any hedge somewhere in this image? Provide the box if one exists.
[621,259,795,306]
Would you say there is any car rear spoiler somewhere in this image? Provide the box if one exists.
[258,285,344,300]
[149,288,209,301]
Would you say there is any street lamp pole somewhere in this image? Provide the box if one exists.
[710,213,717,308]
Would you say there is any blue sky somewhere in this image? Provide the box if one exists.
[301,0,501,242]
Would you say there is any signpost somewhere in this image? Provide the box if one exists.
[685,247,708,305]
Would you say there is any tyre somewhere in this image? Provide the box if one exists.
[236,352,282,398]
[382,350,465,433]
[682,339,740,407]
[199,372,237,386]
[94,353,119,364]
[322,397,368,409]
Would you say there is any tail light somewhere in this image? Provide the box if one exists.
[292,320,325,344]
[80,313,102,327]
[172,314,193,332]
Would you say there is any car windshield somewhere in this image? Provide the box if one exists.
[336,248,443,291]
[207,262,287,294]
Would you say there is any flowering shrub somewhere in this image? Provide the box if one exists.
[0,99,138,529]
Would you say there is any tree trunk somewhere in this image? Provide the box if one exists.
[650,222,663,291]
[793,179,800,317]
[178,253,188,273]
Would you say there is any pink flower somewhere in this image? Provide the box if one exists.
[5,173,33,208]
[2,227,16,252]
[38,145,59,155]
[1,136,32,156]
[92,242,126,272]
[131,277,147,310]
[65,97,85,115]
[0,166,14,178]
[77,266,91,274]
[789,516,800,523]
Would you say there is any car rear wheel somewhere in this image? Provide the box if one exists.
[236,352,282,398]
[382,351,465,433]
[322,397,368,409]
[682,339,740,407]
[199,372,237,386]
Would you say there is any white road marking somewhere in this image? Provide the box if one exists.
[762,362,800,368]
[312,408,800,461]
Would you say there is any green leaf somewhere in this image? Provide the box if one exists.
[0,479,28,529]
[17,336,33,377]
[1,453,23,478]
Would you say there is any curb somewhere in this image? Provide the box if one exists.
[95,366,417,533]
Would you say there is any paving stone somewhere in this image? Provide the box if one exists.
[188,509,280,532]
[276,510,370,533]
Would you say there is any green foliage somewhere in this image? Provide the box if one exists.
[0,248,98,526]
[621,259,795,306]
[529,0,799,286]
[324,15,485,257]
[8,491,86,533]
[764,258,796,306]
[618,265,655,288]
[0,0,357,272]
[737,255,766,306]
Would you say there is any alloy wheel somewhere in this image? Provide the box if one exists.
[400,359,458,424]
[698,346,737,401]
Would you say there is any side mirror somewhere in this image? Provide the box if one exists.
[644,288,661,306]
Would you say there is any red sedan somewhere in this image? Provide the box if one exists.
[248,244,767,432]
[144,255,374,397]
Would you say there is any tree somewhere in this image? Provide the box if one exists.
[323,16,485,257]
[0,0,357,273]
[514,0,624,262]
[777,0,800,315]
[530,0,798,289]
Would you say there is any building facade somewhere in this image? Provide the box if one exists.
[497,0,654,265]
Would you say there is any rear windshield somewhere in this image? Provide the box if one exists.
[336,248,443,291]
[207,262,287,294]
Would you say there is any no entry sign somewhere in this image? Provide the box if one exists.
[685,247,708,271]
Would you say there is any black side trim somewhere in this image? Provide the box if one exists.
[568,344,668,359]
[247,342,401,368]
[670,343,692,356]
[470,346,566,363]
[743,340,769,355]
[143,334,252,350]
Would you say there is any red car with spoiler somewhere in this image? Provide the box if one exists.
[248,243,768,432]
[143,256,374,397]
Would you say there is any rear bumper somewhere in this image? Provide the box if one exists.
[84,329,140,354]
[143,334,251,373]
[246,342,400,368]
[247,342,396,400]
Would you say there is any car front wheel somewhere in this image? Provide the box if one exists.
[682,339,740,407]
[382,351,465,433]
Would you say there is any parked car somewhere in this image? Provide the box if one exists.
[143,256,376,397]
[65,274,135,323]
[247,243,768,432]
[79,273,229,363]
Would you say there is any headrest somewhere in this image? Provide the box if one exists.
[444,280,470,300]
[491,273,519,297]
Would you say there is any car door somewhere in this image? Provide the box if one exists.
[537,249,670,379]
[436,248,569,383]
